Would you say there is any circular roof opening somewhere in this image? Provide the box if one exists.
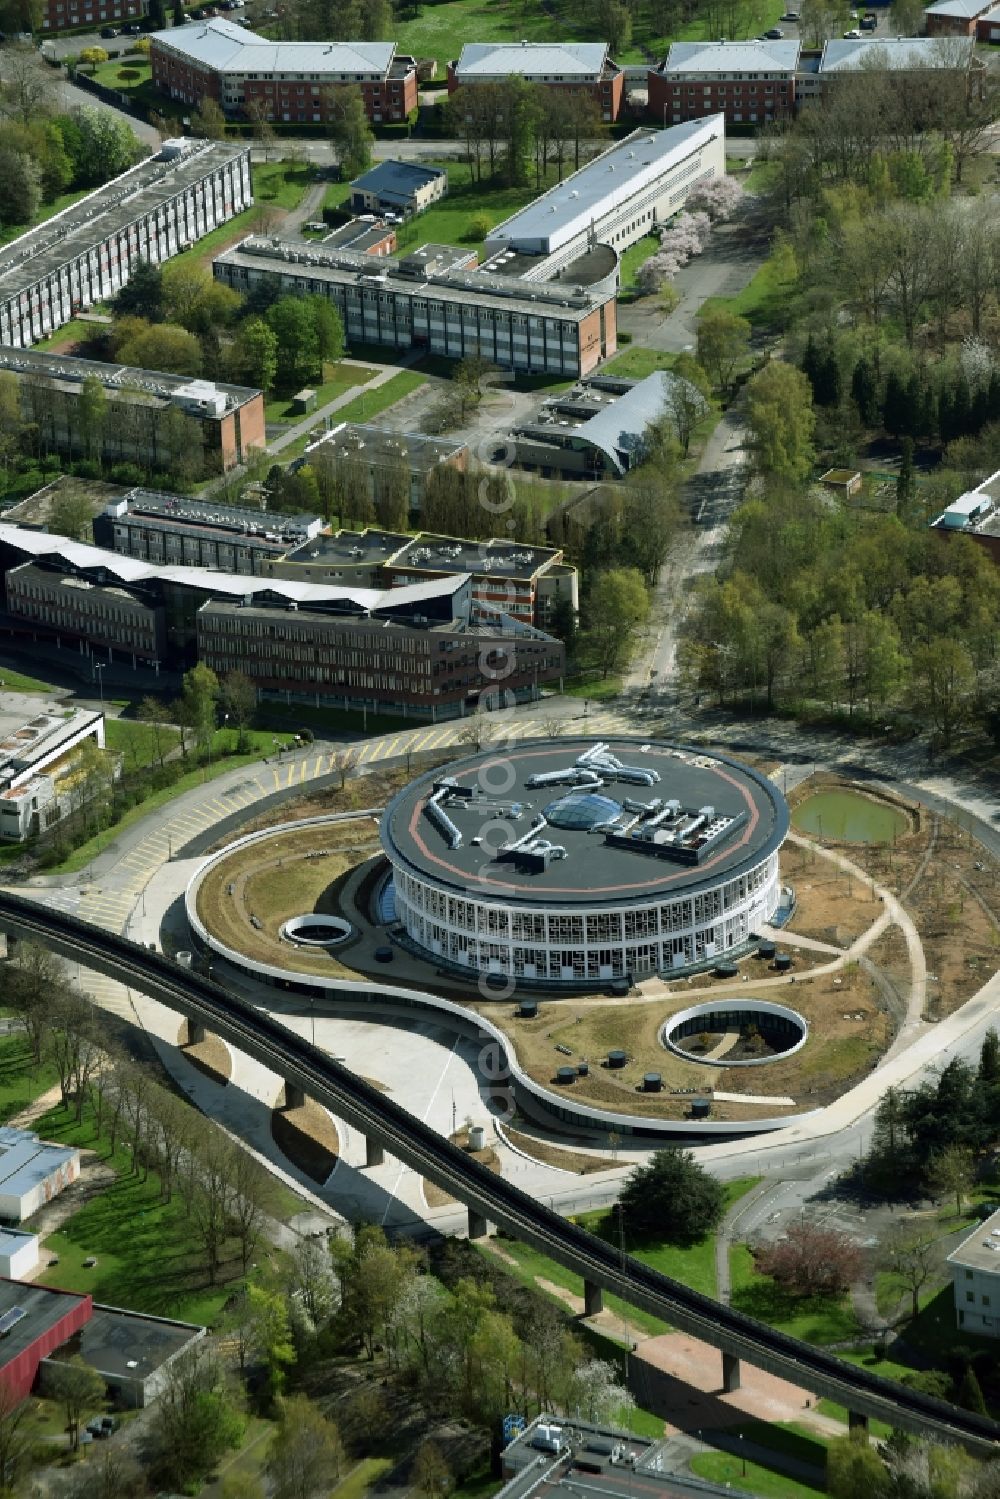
[280,915,352,948]
[543,792,622,831]
[662,1000,808,1067]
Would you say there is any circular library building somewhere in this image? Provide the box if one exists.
[381,737,789,986]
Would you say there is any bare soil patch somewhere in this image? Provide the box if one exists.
[424,1128,500,1207]
[271,1098,340,1185]
[176,1025,232,1084]
[782,838,884,947]
[503,1125,612,1174]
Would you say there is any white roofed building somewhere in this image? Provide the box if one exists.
[150,18,418,124]
[448,40,624,121]
[482,119,725,280]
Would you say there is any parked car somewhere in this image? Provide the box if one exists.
[99,24,119,35]
[122,20,142,32]
[764,25,784,36]
[781,8,799,16]
[843,26,862,35]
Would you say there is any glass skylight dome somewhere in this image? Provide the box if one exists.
[543,792,622,831]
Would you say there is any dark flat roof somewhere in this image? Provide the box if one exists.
[78,1306,201,1381]
[382,738,788,908]
[283,528,410,565]
[0,1279,88,1370]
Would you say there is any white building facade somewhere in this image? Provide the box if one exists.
[948,1210,1000,1337]
[0,141,252,349]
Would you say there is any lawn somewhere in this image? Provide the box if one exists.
[699,249,795,330]
[331,371,426,424]
[33,1102,244,1327]
[391,159,566,257]
[264,364,376,423]
[0,663,64,695]
[573,1178,759,1300]
[105,716,181,771]
[0,1034,60,1123]
[162,161,316,275]
[332,1457,395,1499]
[477,1237,669,1339]
[690,1449,823,1499]
[90,56,151,93]
[618,233,660,296]
[729,1245,863,1345]
[32,317,101,354]
[604,347,679,380]
[49,732,295,875]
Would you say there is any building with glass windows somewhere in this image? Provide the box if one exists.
[381,737,788,984]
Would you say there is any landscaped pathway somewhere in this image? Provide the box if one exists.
[266,353,423,456]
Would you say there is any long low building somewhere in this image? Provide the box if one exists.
[150,19,418,125]
[0,523,564,717]
[482,119,725,281]
[213,238,617,378]
[0,140,252,351]
[0,348,265,478]
[94,490,323,572]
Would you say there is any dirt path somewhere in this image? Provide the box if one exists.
[7,1083,64,1130]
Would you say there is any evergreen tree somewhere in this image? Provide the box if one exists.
[149,0,167,26]
[618,1149,724,1244]
[896,437,914,519]
[815,349,841,407]
[980,1028,1000,1085]
[937,386,953,445]
[952,374,972,438]
[882,371,909,436]
[172,0,184,21]
[851,357,879,426]
[112,259,164,322]
[801,333,822,400]
[958,1366,986,1415]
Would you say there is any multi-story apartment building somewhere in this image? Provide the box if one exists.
[149,20,418,124]
[213,238,617,378]
[482,119,725,280]
[0,522,564,717]
[648,41,800,128]
[0,349,265,476]
[448,41,624,123]
[41,0,139,30]
[94,491,323,572]
[0,140,251,350]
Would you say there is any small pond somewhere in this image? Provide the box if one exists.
[792,790,907,844]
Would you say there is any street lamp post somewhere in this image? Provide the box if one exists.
[94,661,105,712]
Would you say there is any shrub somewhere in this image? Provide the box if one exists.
[117,67,141,80]
[465,213,491,242]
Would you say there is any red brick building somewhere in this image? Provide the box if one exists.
[40,0,139,31]
[448,41,624,123]
[648,39,800,128]
[150,19,417,124]
[926,0,993,34]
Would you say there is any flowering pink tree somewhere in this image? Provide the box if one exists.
[687,175,745,222]
[636,210,713,293]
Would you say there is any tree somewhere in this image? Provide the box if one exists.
[245,1284,295,1407]
[851,357,879,426]
[72,108,143,186]
[980,1029,1000,1086]
[697,306,750,395]
[136,696,172,768]
[266,296,321,389]
[49,486,94,542]
[115,322,202,378]
[268,1394,345,1499]
[191,94,227,140]
[912,637,975,745]
[46,1357,105,1452]
[959,1365,987,1415]
[180,662,219,756]
[162,263,242,335]
[326,85,374,177]
[411,1440,452,1499]
[618,1150,724,1244]
[754,1223,863,1297]
[79,45,108,73]
[231,317,279,393]
[0,145,40,229]
[0,1378,30,1495]
[926,1143,975,1213]
[219,671,257,750]
[827,1430,889,1499]
[67,1444,148,1498]
[585,567,649,678]
[567,1358,631,1425]
[746,362,816,485]
[149,1344,243,1490]
[665,354,711,456]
